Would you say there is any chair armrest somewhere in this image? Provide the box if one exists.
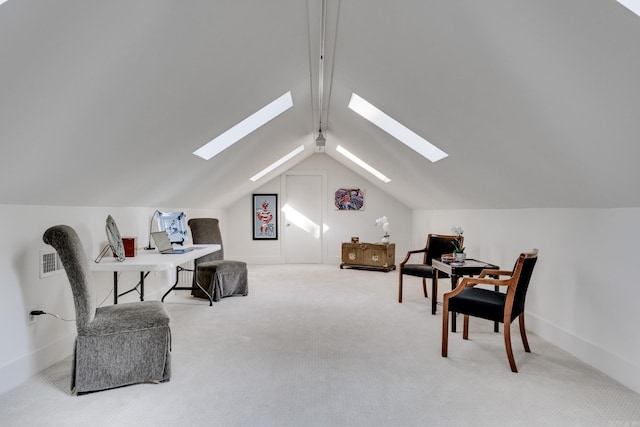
[478,269,513,278]
[399,248,428,266]
[443,276,512,299]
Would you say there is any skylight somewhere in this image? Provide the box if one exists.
[249,145,305,182]
[336,145,391,183]
[348,93,448,163]
[618,0,640,16]
[193,91,293,160]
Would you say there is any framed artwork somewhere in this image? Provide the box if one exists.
[155,211,187,244]
[335,188,364,210]
[253,194,278,240]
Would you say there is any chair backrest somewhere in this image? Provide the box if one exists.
[511,249,539,317]
[42,225,96,331]
[188,218,224,262]
[424,234,460,265]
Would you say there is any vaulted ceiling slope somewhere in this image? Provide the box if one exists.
[1,1,639,210]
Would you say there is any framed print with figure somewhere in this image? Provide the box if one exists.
[253,194,278,240]
[335,188,364,210]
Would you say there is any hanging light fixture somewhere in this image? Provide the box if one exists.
[315,127,326,153]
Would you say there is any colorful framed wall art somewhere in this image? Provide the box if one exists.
[253,194,278,240]
[335,188,364,210]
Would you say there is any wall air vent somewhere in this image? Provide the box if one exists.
[40,250,63,278]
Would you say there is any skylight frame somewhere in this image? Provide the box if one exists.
[250,145,305,182]
[348,93,448,163]
[617,0,640,16]
[193,91,293,160]
[336,145,391,183]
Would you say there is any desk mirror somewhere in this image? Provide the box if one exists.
[106,215,126,261]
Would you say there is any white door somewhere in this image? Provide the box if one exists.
[283,173,323,263]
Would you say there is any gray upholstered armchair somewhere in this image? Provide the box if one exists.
[188,218,248,302]
[43,225,171,394]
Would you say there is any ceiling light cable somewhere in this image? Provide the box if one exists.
[317,0,327,138]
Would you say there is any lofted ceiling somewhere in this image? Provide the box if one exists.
[1,0,639,210]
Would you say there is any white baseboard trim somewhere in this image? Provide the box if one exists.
[242,256,285,264]
[240,257,344,266]
[527,313,640,394]
[325,256,342,266]
[0,333,74,396]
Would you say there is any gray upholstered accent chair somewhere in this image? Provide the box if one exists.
[188,218,248,302]
[43,225,171,394]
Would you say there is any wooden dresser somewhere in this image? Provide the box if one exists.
[340,242,396,272]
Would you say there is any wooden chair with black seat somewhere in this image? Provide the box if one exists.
[441,249,539,372]
[398,233,460,303]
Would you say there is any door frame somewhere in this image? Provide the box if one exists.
[281,171,327,264]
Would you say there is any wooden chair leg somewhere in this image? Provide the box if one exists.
[431,276,438,315]
[422,278,428,298]
[398,273,403,303]
[463,315,470,340]
[519,313,531,352]
[504,322,518,373]
[442,299,449,357]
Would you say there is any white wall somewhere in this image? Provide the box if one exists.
[4,192,639,397]
[0,204,220,395]
[224,154,414,265]
[0,154,413,395]
[414,208,640,394]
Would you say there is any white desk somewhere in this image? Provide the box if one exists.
[91,244,221,305]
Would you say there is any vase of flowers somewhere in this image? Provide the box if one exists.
[375,216,390,244]
[451,226,466,261]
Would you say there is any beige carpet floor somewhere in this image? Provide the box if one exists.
[1,264,639,426]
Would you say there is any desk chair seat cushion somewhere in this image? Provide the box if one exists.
[400,264,450,279]
[74,301,171,393]
[192,260,248,302]
[448,288,508,323]
[400,263,434,278]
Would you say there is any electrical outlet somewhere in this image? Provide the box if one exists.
[28,307,38,325]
